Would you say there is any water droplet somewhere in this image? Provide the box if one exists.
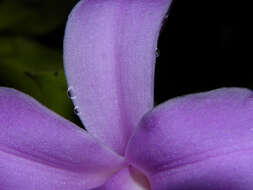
[74,106,81,115]
[155,49,160,58]
[67,87,76,99]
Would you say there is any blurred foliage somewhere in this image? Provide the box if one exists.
[0,37,60,72]
[0,0,77,35]
[0,0,82,125]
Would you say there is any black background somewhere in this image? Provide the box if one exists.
[155,0,253,104]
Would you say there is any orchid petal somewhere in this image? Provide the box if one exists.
[64,0,172,154]
[93,167,150,190]
[0,87,125,189]
[126,88,253,190]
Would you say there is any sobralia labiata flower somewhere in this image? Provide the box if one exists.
[1,0,253,189]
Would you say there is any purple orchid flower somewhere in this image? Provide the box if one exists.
[1,0,253,189]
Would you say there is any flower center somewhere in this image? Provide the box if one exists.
[128,166,151,190]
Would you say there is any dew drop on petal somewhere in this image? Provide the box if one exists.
[155,49,160,58]
[67,87,76,99]
[74,106,81,115]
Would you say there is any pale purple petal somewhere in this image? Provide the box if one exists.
[0,88,125,189]
[92,167,150,190]
[64,0,172,154]
[126,88,253,190]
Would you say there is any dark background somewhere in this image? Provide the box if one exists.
[156,0,253,104]
[0,0,252,124]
